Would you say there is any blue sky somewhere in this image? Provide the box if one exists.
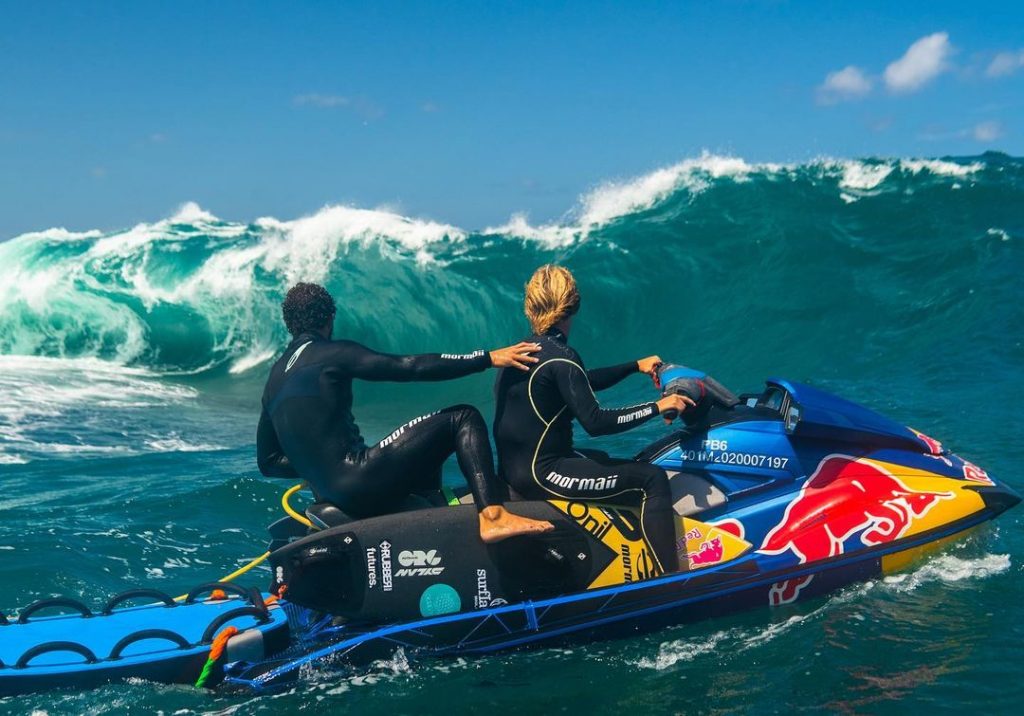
[1,0,1022,238]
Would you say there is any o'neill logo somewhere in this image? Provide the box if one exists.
[396,549,445,577]
[759,455,955,606]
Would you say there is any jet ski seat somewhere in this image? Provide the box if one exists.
[305,493,434,530]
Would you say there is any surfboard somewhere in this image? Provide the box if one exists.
[270,501,752,621]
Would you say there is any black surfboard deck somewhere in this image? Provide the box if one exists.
[270,501,751,622]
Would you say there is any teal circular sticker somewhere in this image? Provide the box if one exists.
[419,583,462,617]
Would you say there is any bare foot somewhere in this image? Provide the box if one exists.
[479,506,554,543]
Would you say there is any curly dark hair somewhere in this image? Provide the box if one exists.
[282,283,336,337]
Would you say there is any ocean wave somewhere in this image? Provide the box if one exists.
[0,153,1016,376]
[0,356,202,464]
[486,152,781,245]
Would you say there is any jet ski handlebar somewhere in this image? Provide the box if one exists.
[653,363,740,423]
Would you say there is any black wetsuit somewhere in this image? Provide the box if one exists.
[493,328,676,572]
[257,332,503,517]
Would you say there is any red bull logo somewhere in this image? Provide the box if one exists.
[910,429,943,456]
[688,536,723,565]
[962,461,994,485]
[760,455,955,605]
[910,428,953,466]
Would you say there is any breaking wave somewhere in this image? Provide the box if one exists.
[0,152,1020,384]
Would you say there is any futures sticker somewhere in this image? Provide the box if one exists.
[365,547,378,589]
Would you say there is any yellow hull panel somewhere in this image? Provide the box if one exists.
[548,500,753,589]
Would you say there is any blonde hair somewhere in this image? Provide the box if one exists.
[524,265,581,334]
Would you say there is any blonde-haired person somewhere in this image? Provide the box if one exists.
[492,265,695,575]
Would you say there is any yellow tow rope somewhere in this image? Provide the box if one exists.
[173,482,314,601]
[281,482,314,529]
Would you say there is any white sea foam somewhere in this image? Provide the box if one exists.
[837,161,894,190]
[0,356,199,462]
[488,154,986,245]
[738,613,812,649]
[256,204,464,283]
[487,152,779,246]
[8,227,103,243]
[882,553,1010,593]
[635,629,735,670]
[900,159,983,177]
[143,437,227,453]
[229,348,278,374]
[169,200,219,224]
[987,228,1011,241]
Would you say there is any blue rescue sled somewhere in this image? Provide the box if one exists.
[0,583,290,696]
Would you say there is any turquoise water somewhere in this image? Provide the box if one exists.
[1,153,1021,713]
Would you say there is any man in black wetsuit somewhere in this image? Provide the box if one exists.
[493,266,695,573]
[258,282,553,543]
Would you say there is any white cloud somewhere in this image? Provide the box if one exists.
[421,101,441,113]
[986,50,1024,78]
[817,65,873,104]
[292,93,384,120]
[917,120,1004,143]
[293,93,351,108]
[884,32,953,93]
[972,120,1003,142]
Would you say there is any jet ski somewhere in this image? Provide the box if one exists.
[2,365,1017,696]
[221,365,1020,690]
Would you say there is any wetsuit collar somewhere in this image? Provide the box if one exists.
[292,331,327,347]
[543,327,567,343]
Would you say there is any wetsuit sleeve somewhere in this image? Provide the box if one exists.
[335,341,492,382]
[554,361,660,436]
[256,408,300,479]
[587,361,638,391]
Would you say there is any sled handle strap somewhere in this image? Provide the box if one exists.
[200,606,271,644]
[15,641,99,669]
[108,629,192,660]
[102,589,177,615]
[184,582,257,607]
[17,598,93,624]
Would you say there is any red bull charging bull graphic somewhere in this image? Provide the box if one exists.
[759,454,956,605]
